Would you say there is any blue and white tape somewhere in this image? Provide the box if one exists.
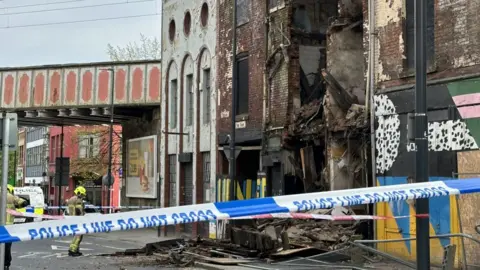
[46,206,155,210]
[1,178,479,243]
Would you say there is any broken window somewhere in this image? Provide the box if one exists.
[235,56,249,116]
[203,69,211,124]
[293,5,312,32]
[170,79,178,129]
[236,0,250,26]
[269,0,285,12]
[405,0,435,69]
[185,74,194,126]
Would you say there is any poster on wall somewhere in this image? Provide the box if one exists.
[126,135,157,198]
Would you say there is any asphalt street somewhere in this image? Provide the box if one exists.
[8,233,198,270]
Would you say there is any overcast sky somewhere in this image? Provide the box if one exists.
[0,0,162,67]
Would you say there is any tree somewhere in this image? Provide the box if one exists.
[0,151,17,185]
[106,33,161,61]
[69,126,123,183]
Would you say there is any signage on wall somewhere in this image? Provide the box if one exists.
[126,135,158,199]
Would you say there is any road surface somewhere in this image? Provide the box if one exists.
[9,233,197,270]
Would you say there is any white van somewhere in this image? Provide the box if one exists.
[13,186,45,223]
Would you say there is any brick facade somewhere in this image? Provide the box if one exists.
[375,0,480,90]
[216,0,266,134]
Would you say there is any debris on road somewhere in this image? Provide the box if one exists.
[104,209,372,268]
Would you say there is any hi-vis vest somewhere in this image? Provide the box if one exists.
[67,196,85,216]
[6,193,26,225]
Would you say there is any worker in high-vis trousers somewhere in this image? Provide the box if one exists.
[5,184,28,270]
[67,186,86,257]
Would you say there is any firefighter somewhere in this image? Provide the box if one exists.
[67,186,86,257]
[5,184,27,270]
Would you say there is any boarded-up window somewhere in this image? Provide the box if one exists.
[170,79,178,129]
[203,69,211,124]
[169,154,177,206]
[235,56,249,115]
[203,152,211,202]
[405,0,435,69]
[236,0,250,26]
[185,74,194,126]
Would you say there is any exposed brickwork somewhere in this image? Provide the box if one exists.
[267,7,291,128]
[216,0,266,134]
[376,0,480,89]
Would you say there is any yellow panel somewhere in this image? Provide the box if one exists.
[236,181,244,200]
[226,178,230,202]
[34,208,44,215]
[216,179,221,202]
[381,201,411,257]
[246,179,252,199]
[449,195,463,268]
[261,177,267,197]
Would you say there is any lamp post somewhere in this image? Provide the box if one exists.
[414,0,430,268]
[102,67,115,214]
[229,0,238,201]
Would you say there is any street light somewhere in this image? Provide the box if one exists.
[101,67,115,214]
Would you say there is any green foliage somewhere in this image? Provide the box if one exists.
[0,151,17,184]
[106,33,161,61]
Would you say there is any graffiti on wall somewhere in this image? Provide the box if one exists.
[374,95,400,174]
[406,120,478,152]
[374,94,479,173]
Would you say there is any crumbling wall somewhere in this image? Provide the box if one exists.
[266,6,290,128]
[324,0,365,191]
[375,0,480,89]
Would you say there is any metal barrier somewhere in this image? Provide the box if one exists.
[354,233,480,269]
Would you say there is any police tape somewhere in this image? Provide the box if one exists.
[232,213,430,221]
[7,209,65,220]
[45,206,155,210]
[7,208,424,222]
[1,178,479,243]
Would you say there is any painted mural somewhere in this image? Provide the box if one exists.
[374,77,480,266]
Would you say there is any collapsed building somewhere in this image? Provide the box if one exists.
[217,0,368,201]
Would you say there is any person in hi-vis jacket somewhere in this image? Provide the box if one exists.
[5,184,28,270]
[67,186,86,257]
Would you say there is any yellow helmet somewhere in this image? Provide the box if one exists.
[74,186,86,197]
[7,184,14,194]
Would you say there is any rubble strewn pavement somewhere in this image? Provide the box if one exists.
[103,208,407,269]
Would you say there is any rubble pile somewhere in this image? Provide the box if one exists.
[286,99,325,142]
[227,210,360,254]
[107,211,362,268]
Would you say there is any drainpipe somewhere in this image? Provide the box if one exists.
[367,0,377,243]
[261,2,270,167]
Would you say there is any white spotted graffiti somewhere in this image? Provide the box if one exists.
[407,120,478,152]
[374,94,479,174]
[374,95,401,174]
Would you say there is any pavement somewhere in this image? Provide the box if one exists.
[9,228,200,270]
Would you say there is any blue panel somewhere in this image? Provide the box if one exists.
[0,226,20,243]
[214,197,289,217]
[26,207,34,213]
[430,176,451,247]
[378,176,411,252]
[381,176,456,249]
[443,178,480,194]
